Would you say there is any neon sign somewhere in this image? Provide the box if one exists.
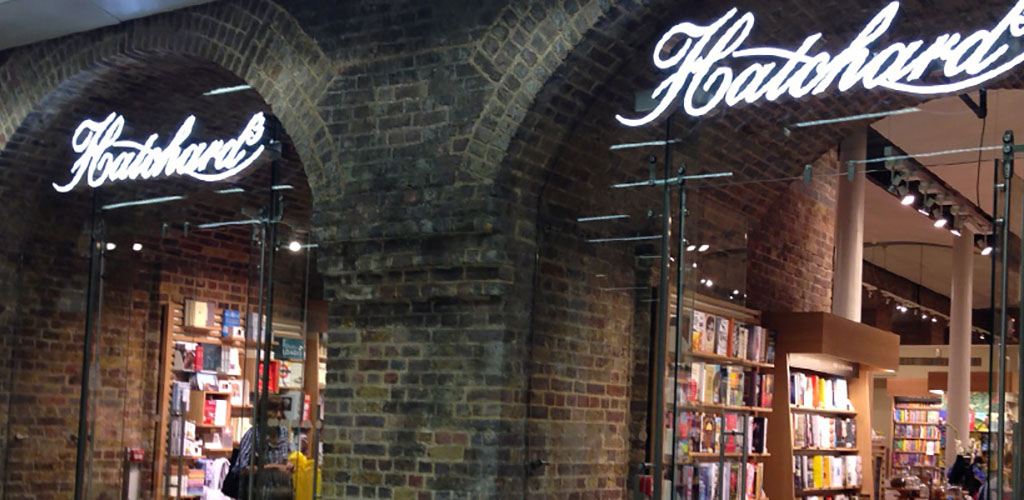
[617,1,1024,126]
[53,112,266,192]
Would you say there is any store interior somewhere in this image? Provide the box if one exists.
[2,55,325,499]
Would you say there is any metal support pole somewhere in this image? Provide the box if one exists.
[989,158,998,484]
[1015,133,1024,500]
[669,165,689,495]
[995,131,1013,500]
[73,193,103,500]
[652,115,673,500]
[256,156,281,496]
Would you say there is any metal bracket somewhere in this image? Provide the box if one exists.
[959,88,987,119]
[847,161,856,181]
[803,164,813,185]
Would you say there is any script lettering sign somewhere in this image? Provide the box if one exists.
[617,1,1024,126]
[54,112,266,192]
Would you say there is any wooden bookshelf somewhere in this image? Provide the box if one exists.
[762,312,900,500]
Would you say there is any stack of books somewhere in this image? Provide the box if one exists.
[676,461,766,500]
[789,372,852,411]
[792,415,856,449]
[792,454,861,490]
[690,311,776,363]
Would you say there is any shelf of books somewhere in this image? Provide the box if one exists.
[664,294,777,500]
[155,298,328,500]
[762,312,900,500]
[890,400,943,487]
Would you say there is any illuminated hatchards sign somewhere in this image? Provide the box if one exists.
[616,1,1024,126]
[53,112,267,192]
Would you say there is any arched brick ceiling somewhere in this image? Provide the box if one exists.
[0,53,313,244]
[505,0,1024,246]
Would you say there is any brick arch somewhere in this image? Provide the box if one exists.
[488,0,1024,497]
[0,0,337,200]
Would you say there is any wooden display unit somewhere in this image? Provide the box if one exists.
[762,312,900,500]
[662,293,776,500]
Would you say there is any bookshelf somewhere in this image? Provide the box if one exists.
[889,399,943,486]
[664,293,776,500]
[154,297,328,500]
[762,312,900,500]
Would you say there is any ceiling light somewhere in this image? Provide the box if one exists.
[733,289,740,295]
[933,218,947,228]
[931,317,938,323]
[900,181,920,206]
[699,279,706,284]
[705,280,713,288]
[202,84,253,97]
[686,245,697,252]
[698,244,710,252]
[288,241,302,252]
[132,243,143,252]
[950,228,962,237]
[106,242,116,251]
[922,313,928,319]
[692,263,697,268]
[982,246,993,256]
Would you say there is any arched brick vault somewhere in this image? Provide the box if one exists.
[0,0,336,200]
[491,0,1024,497]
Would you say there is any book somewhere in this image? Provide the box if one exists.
[258,361,280,393]
[701,315,717,353]
[222,309,243,339]
[221,348,241,376]
[201,343,221,372]
[715,318,729,356]
[735,324,749,360]
[279,360,304,388]
[692,311,707,352]
[172,342,200,372]
[191,372,219,392]
[247,312,267,343]
[700,414,719,453]
[282,390,304,421]
[184,299,217,328]
[750,417,767,454]
[276,337,306,359]
[227,379,244,406]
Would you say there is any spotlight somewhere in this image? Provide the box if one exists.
[106,242,116,251]
[931,317,938,323]
[976,234,994,256]
[132,243,143,252]
[705,279,713,288]
[733,289,740,295]
[698,244,710,252]
[922,313,928,319]
[692,262,697,268]
[950,227,962,237]
[700,279,706,284]
[900,181,920,206]
[686,245,697,252]
[288,241,302,252]
[933,206,953,229]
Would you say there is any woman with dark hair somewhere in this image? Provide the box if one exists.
[948,455,983,499]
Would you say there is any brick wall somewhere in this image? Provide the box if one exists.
[746,150,839,313]
[5,0,1024,498]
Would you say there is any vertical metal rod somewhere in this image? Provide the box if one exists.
[652,115,673,500]
[248,222,267,500]
[1015,135,1024,500]
[73,193,102,500]
[669,165,688,495]
[256,156,281,496]
[739,414,749,500]
[988,158,997,486]
[718,410,726,500]
[85,246,107,500]
[995,131,1013,500]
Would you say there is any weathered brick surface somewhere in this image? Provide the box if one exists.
[3,0,1024,498]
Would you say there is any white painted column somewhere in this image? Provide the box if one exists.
[946,228,973,466]
[833,129,867,321]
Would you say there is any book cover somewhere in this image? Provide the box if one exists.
[201,343,221,372]
[703,364,717,404]
[258,361,280,393]
[690,362,704,403]
[247,312,266,343]
[203,399,217,425]
[751,417,766,453]
[192,372,219,392]
[275,337,306,360]
[834,378,850,410]
[701,315,717,353]
[726,319,736,358]
[228,379,244,406]
[762,374,773,407]
[764,330,776,364]
[692,311,706,352]
[281,390,303,421]
[279,360,304,388]
[700,414,719,453]
[812,455,824,489]
[715,318,729,356]
[221,309,242,339]
[172,342,199,372]
[736,324,748,360]
[726,367,741,406]
[221,348,241,376]
[713,367,725,405]
[723,414,739,453]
